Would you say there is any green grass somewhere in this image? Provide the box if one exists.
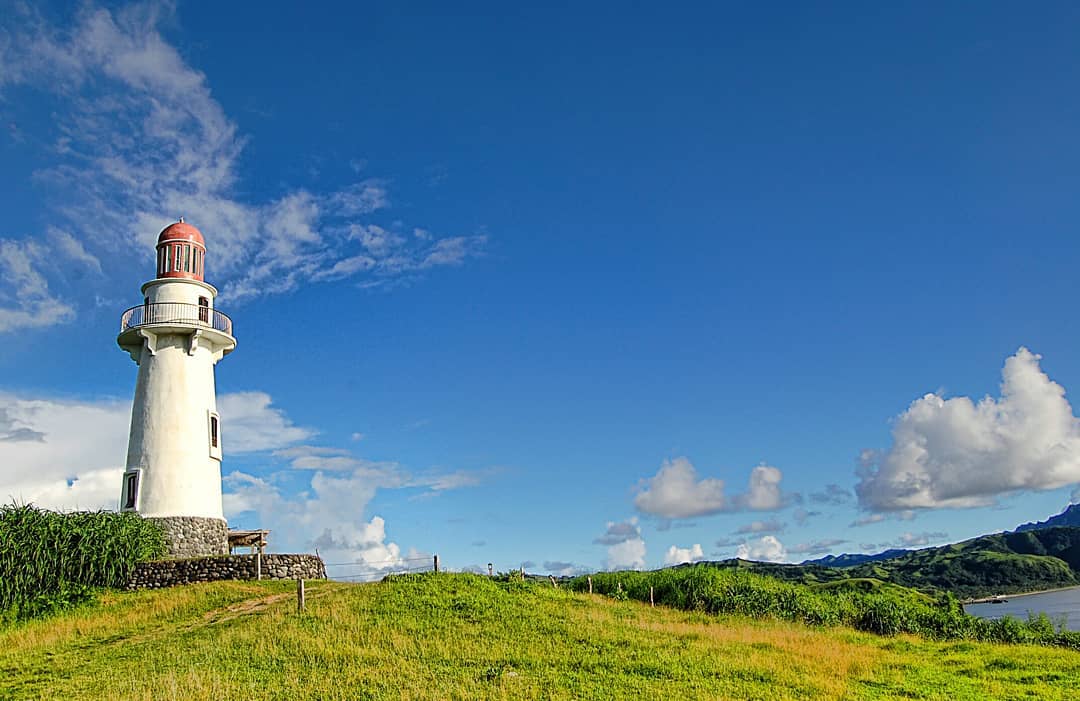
[2,574,1080,700]
[573,565,1080,647]
[0,503,166,620]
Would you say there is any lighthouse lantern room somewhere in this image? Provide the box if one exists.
[118,220,236,558]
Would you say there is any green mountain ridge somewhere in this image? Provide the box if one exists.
[692,526,1080,598]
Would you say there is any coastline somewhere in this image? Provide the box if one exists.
[963,583,1080,605]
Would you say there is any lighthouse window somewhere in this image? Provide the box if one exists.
[123,471,139,510]
[208,411,222,460]
[184,245,192,273]
[174,245,182,271]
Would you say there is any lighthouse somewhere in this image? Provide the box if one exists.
[117,220,236,558]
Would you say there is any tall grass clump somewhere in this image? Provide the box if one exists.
[0,503,166,620]
[571,565,1080,650]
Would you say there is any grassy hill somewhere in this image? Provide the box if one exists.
[3,574,1080,700]
[694,526,1080,598]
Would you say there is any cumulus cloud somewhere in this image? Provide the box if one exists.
[734,519,785,534]
[0,3,486,327]
[634,457,793,519]
[735,535,787,563]
[0,392,131,511]
[217,392,316,453]
[663,543,704,565]
[856,348,1080,511]
[595,518,646,570]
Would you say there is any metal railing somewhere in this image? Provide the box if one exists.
[120,302,233,336]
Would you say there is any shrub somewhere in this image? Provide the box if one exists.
[569,564,1077,649]
[0,503,166,621]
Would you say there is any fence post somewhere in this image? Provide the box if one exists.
[549,575,558,588]
[256,550,261,581]
[433,554,439,573]
[588,576,593,594]
[650,586,655,607]
[296,579,305,613]
[488,563,493,577]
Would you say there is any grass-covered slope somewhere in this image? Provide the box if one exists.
[697,526,1080,598]
[3,574,1080,700]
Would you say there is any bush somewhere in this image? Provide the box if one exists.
[0,503,167,621]
[568,564,1077,649]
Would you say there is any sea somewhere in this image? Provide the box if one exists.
[963,586,1080,631]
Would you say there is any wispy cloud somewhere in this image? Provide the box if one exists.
[0,3,487,332]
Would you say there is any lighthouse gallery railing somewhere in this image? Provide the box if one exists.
[120,302,233,336]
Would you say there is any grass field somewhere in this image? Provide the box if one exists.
[1,573,1079,700]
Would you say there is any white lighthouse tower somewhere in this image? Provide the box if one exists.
[118,220,236,557]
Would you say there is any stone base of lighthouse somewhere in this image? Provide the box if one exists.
[150,516,229,558]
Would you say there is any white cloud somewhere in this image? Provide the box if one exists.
[850,513,887,527]
[663,543,704,565]
[0,389,312,512]
[0,238,76,333]
[735,535,787,563]
[787,539,849,556]
[0,3,486,326]
[0,392,130,511]
[856,348,1080,511]
[215,392,315,453]
[634,457,792,519]
[222,468,438,579]
[595,518,647,570]
[606,538,646,570]
[734,519,785,534]
[809,483,853,505]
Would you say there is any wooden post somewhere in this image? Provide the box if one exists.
[588,576,593,594]
[296,579,305,613]
[256,550,262,581]
[549,575,558,588]
[488,563,493,577]
[433,554,439,573]
[520,566,525,579]
[650,586,655,607]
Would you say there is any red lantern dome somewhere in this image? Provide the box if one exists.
[155,219,207,281]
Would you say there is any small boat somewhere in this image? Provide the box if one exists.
[989,596,1008,604]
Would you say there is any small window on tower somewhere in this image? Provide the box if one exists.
[123,471,139,510]
[184,245,192,272]
[174,245,182,271]
[208,411,222,460]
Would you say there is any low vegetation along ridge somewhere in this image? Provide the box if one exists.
[3,574,1080,700]
[0,503,166,621]
[706,526,1080,599]
[571,566,1080,650]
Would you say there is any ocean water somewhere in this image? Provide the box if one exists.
[964,586,1080,631]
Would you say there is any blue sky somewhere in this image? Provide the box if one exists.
[3,2,1080,576]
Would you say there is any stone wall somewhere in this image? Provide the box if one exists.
[127,554,326,589]
[149,516,229,558]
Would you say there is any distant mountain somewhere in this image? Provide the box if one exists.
[1015,503,1080,532]
[700,526,1080,598]
[801,549,910,568]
